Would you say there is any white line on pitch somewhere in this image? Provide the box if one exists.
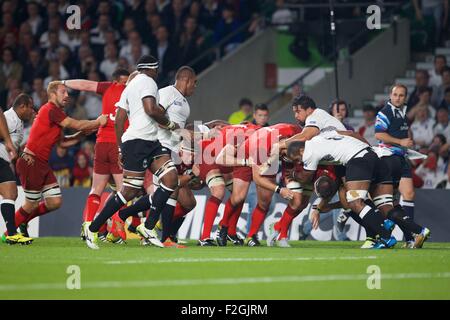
[1,272,450,292]
[103,255,378,265]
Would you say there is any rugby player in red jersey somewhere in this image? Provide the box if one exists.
[217,123,308,247]
[63,69,130,240]
[208,122,261,246]
[14,81,107,236]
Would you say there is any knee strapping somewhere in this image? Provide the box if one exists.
[206,174,225,188]
[346,190,368,202]
[42,185,61,198]
[373,194,394,208]
[123,175,144,189]
[154,160,177,180]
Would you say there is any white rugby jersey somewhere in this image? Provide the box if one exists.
[0,108,24,163]
[302,131,369,171]
[157,85,190,152]
[305,108,346,133]
[116,73,160,143]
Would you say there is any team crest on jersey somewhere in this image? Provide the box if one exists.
[143,159,148,169]
[174,101,182,106]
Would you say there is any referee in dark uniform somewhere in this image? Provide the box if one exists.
[374,84,419,248]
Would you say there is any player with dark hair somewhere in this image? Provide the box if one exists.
[0,94,35,244]
[63,68,130,241]
[84,55,179,249]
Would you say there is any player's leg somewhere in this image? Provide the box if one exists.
[15,159,61,236]
[276,191,310,248]
[137,154,178,245]
[83,174,109,223]
[0,159,21,240]
[246,179,274,246]
[200,169,225,246]
[217,177,250,246]
[0,181,18,236]
[372,182,429,248]
[226,167,252,245]
[160,188,179,245]
[399,176,416,243]
[0,177,32,244]
[83,142,116,224]
[169,186,196,246]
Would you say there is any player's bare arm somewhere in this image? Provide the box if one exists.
[282,127,320,149]
[64,79,98,93]
[114,107,128,144]
[336,130,369,144]
[375,132,414,148]
[252,165,294,200]
[59,115,108,132]
[59,132,85,148]
[0,109,17,161]
[142,96,178,129]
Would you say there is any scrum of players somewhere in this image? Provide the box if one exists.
[0,55,430,249]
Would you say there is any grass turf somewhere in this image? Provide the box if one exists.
[1,238,450,300]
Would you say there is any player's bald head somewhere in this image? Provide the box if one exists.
[176,66,196,80]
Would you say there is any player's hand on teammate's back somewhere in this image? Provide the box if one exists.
[280,187,294,201]
[400,138,414,148]
[97,114,108,127]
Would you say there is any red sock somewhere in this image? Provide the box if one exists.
[83,194,101,222]
[26,201,49,224]
[279,206,297,239]
[227,203,244,236]
[172,203,190,221]
[201,196,221,240]
[99,223,107,234]
[247,205,269,238]
[131,216,141,227]
[219,198,236,228]
[14,207,31,228]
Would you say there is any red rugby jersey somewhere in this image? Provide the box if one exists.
[26,102,67,162]
[96,82,128,143]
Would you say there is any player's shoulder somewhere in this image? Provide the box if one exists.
[378,104,393,117]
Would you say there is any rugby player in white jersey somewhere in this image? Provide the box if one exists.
[84,55,179,249]
[0,94,34,244]
[117,66,198,247]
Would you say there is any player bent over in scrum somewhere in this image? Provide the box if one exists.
[287,131,398,249]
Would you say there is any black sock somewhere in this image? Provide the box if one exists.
[161,201,176,242]
[90,193,126,232]
[1,201,17,236]
[388,206,422,235]
[397,202,415,241]
[170,217,185,239]
[145,185,173,230]
[348,210,377,239]
[359,205,391,239]
[119,195,151,221]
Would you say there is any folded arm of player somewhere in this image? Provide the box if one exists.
[142,96,178,130]
[375,132,414,148]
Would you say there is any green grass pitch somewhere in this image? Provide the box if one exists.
[1,238,450,300]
